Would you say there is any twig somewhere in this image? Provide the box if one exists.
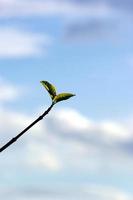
[0,103,54,153]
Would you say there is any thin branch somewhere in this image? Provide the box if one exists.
[0,103,54,153]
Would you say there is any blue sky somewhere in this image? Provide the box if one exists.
[0,1,133,199]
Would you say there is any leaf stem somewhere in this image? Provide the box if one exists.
[0,103,54,153]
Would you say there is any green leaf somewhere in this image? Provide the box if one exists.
[40,81,57,100]
[53,93,75,104]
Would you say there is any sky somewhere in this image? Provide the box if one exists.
[0,0,133,199]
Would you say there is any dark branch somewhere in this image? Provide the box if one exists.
[0,103,54,153]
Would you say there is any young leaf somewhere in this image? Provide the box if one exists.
[40,81,56,100]
[53,93,75,103]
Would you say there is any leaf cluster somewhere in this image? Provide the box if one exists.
[40,81,75,104]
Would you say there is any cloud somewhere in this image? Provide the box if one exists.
[62,0,133,41]
[0,78,19,102]
[0,27,51,58]
[0,79,132,181]
[63,0,133,14]
[27,141,61,171]
[0,105,60,172]
[0,0,131,43]
[49,108,132,143]
[1,105,133,173]
[100,0,133,13]
[83,185,132,200]
[0,108,43,137]
[41,109,133,174]
[0,0,112,19]
[0,98,133,199]
[0,0,132,19]
[0,0,129,21]
[64,19,119,42]
[0,185,132,200]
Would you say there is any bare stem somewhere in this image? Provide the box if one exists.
[0,103,54,153]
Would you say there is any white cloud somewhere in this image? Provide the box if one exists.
[0,106,59,171]
[0,0,112,19]
[54,108,92,131]
[0,78,133,174]
[0,78,18,102]
[83,185,132,200]
[0,108,43,136]
[0,184,132,200]
[99,120,131,142]
[0,100,133,200]
[27,142,61,171]
[50,108,132,143]
[0,27,51,58]
[0,0,130,43]
[1,105,133,173]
